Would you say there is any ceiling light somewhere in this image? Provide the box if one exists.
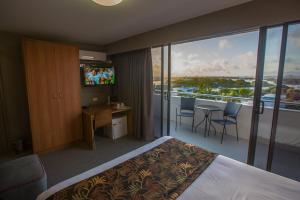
[91,0,122,6]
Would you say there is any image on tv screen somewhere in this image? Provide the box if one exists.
[81,64,116,86]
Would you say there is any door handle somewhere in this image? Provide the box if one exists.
[259,100,265,114]
[164,92,169,101]
[58,90,63,99]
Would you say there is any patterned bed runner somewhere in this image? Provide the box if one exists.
[47,138,217,200]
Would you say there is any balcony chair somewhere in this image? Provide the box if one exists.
[176,97,195,131]
[211,102,242,144]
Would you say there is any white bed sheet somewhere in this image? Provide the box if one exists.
[37,136,300,200]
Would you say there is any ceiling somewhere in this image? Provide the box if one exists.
[0,0,251,45]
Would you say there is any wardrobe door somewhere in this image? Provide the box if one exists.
[23,39,59,153]
[54,44,82,144]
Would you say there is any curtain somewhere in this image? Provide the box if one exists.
[111,48,154,141]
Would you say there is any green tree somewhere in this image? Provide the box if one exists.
[239,88,252,97]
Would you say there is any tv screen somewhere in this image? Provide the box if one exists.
[80,63,116,86]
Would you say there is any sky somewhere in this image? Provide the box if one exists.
[152,24,300,79]
[171,31,259,77]
[263,25,300,78]
[284,24,300,78]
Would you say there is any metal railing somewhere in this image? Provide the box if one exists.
[153,89,300,111]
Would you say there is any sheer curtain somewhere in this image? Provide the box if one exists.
[111,48,154,141]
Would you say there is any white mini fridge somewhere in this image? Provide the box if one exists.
[108,115,128,140]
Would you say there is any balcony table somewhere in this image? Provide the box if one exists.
[194,105,222,137]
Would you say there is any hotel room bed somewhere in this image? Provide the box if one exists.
[37,136,300,200]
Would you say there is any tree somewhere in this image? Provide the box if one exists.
[239,88,252,97]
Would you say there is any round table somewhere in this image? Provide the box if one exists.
[194,105,222,137]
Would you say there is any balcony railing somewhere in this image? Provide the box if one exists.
[153,92,300,148]
[154,89,300,111]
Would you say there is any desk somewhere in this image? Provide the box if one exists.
[194,105,221,137]
[82,105,132,150]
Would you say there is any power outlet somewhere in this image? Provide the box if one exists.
[92,97,98,102]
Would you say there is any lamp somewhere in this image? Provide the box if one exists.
[91,0,122,6]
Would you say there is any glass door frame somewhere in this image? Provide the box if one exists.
[155,45,171,137]
[166,44,171,136]
[248,20,299,171]
[154,20,299,172]
[247,26,268,165]
[266,24,288,171]
[160,46,164,137]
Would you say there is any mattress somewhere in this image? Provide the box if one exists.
[37,136,300,200]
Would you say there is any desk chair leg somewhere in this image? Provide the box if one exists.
[221,124,226,144]
[235,123,239,141]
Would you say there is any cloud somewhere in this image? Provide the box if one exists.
[218,39,231,49]
[171,50,257,77]
[236,51,257,69]
[151,48,161,66]
[290,26,300,48]
[187,54,198,60]
[284,56,300,72]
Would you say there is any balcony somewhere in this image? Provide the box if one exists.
[153,93,300,181]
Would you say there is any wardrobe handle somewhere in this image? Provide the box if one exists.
[59,90,63,99]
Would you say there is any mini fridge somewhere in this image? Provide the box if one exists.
[108,115,128,140]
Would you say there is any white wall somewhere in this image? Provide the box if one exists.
[154,94,300,147]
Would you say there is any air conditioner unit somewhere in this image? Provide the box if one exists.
[79,50,107,61]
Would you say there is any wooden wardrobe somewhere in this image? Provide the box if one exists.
[23,39,82,153]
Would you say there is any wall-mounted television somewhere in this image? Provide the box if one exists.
[80,62,116,86]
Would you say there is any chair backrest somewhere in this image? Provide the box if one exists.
[180,97,195,111]
[224,102,242,119]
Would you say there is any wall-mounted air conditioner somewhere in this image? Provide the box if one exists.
[79,50,107,61]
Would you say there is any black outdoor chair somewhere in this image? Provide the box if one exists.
[211,102,242,144]
[176,97,195,131]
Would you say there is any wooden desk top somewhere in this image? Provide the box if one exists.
[112,106,131,114]
[83,105,131,115]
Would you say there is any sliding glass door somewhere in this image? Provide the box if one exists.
[152,45,171,137]
[169,31,259,162]
[153,31,260,163]
[248,26,283,169]
[152,47,163,138]
[151,20,300,181]
[271,23,300,181]
[163,46,171,136]
[249,22,300,181]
